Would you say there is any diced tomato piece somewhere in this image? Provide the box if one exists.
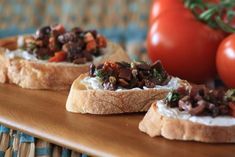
[52,24,66,34]
[228,102,235,117]
[84,32,94,43]
[97,35,107,48]
[103,61,118,70]
[49,51,67,62]
[86,40,97,51]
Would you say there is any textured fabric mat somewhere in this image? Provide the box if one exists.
[0,125,88,157]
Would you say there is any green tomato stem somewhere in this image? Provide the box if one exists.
[184,0,235,33]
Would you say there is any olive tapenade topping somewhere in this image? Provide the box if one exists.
[166,86,235,117]
[89,60,171,90]
[24,24,107,64]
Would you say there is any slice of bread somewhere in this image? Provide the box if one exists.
[65,74,189,114]
[0,36,130,90]
[139,102,235,143]
[0,36,18,50]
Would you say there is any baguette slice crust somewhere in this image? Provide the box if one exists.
[66,74,170,114]
[139,103,235,143]
[0,37,130,90]
[0,36,18,50]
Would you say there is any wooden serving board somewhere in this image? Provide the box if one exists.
[0,83,234,157]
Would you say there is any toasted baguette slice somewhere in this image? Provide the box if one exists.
[139,102,235,143]
[0,36,130,90]
[65,74,190,114]
[0,36,18,50]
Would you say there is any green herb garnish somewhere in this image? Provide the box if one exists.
[95,69,107,80]
[225,89,235,102]
[153,69,163,82]
[167,91,180,102]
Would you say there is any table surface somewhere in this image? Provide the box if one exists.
[0,83,234,157]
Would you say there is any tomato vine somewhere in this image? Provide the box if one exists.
[184,0,235,33]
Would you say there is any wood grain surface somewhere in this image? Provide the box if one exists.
[0,83,234,157]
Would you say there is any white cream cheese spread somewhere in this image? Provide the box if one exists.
[17,36,25,48]
[81,77,104,90]
[4,36,38,60]
[5,49,38,60]
[157,100,235,126]
[81,76,185,91]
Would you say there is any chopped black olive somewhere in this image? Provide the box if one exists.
[166,85,235,117]
[35,26,51,39]
[25,24,107,64]
[89,61,170,91]
[89,64,96,77]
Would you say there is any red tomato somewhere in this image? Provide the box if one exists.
[49,51,67,62]
[149,0,220,26]
[149,0,185,26]
[216,34,235,88]
[147,0,225,83]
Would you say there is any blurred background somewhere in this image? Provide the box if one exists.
[0,0,151,60]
